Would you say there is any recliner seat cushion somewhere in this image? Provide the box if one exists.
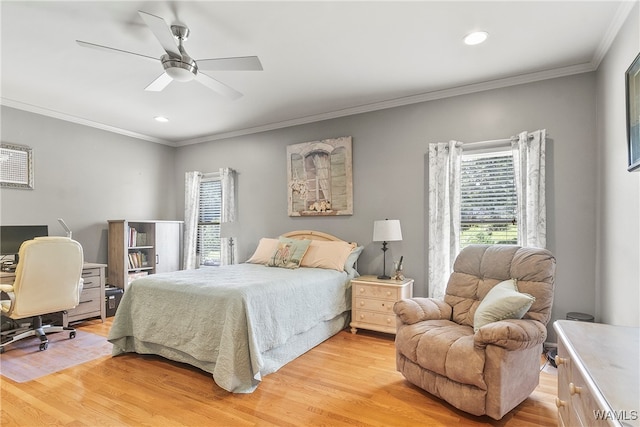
[396,320,486,390]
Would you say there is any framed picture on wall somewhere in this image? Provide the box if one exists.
[626,52,640,172]
[287,136,353,216]
[0,143,34,189]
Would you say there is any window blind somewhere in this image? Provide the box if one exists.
[198,178,222,266]
[460,153,517,247]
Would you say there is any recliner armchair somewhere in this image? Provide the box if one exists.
[393,244,556,420]
[1,237,84,353]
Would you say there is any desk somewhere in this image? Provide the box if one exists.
[0,262,106,326]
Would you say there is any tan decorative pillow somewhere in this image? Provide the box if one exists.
[246,238,279,264]
[300,240,356,271]
[473,279,535,332]
[267,237,312,269]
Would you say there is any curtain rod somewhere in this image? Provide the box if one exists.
[461,131,546,148]
[460,138,512,148]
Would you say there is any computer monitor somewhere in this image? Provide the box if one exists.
[0,225,49,267]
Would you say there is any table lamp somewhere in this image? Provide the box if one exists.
[373,219,402,279]
[220,221,239,265]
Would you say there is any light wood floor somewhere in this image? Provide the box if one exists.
[1,318,558,426]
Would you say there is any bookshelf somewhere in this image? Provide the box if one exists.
[107,220,183,290]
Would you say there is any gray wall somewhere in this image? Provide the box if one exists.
[596,3,640,328]
[3,8,638,339]
[175,72,600,339]
[0,107,178,263]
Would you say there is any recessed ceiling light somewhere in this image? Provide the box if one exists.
[464,31,488,46]
[154,116,169,122]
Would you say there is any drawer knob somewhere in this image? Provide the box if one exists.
[360,314,365,319]
[360,288,365,293]
[555,355,568,366]
[386,291,391,296]
[569,383,582,395]
[555,398,566,408]
[386,318,392,324]
[360,301,365,306]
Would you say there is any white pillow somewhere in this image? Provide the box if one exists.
[473,279,535,332]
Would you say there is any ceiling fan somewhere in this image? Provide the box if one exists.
[76,10,262,99]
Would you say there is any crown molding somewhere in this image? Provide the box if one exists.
[590,1,637,68]
[176,62,595,146]
[0,98,176,147]
[3,61,597,148]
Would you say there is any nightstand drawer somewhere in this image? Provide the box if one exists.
[354,297,395,313]
[353,309,395,329]
[354,283,398,300]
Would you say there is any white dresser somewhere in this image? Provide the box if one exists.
[554,320,639,427]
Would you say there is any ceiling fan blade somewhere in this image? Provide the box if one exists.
[195,72,243,100]
[138,11,181,59]
[197,56,263,71]
[145,73,173,91]
[76,40,159,62]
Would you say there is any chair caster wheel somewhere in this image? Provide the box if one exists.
[39,342,48,351]
[69,331,76,339]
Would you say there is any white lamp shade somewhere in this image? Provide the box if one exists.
[373,219,402,242]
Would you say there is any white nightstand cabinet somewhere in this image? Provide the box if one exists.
[350,275,413,334]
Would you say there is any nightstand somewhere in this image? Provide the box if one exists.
[350,275,413,334]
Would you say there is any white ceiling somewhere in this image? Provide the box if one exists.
[1,1,636,146]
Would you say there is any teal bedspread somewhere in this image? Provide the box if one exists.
[108,263,351,392]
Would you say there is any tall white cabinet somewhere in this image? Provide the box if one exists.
[108,220,183,290]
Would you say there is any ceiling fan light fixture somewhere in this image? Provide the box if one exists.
[166,66,196,82]
[464,31,488,46]
[154,116,169,122]
[161,54,198,82]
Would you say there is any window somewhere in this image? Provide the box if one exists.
[198,177,222,266]
[460,151,517,248]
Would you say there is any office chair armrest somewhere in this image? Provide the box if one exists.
[474,319,547,351]
[0,284,14,293]
[0,288,16,316]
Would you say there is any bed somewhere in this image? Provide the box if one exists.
[108,230,361,393]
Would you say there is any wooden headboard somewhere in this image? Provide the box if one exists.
[281,230,346,242]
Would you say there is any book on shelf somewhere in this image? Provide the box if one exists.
[128,226,137,247]
[128,251,148,269]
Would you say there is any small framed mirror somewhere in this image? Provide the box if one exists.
[1,143,34,189]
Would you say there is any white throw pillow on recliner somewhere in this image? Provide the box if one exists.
[473,279,535,332]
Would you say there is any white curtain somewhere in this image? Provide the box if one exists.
[512,130,547,248]
[427,141,462,299]
[183,171,201,270]
[220,167,237,265]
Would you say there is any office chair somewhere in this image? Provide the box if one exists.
[0,237,84,353]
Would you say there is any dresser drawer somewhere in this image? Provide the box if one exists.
[67,287,101,317]
[354,297,395,313]
[572,371,609,426]
[353,309,395,329]
[81,275,101,289]
[82,267,101,277]
[353,283,398,301]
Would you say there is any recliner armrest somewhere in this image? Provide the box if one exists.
[474,318,547,351]
[393,298,453,324]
